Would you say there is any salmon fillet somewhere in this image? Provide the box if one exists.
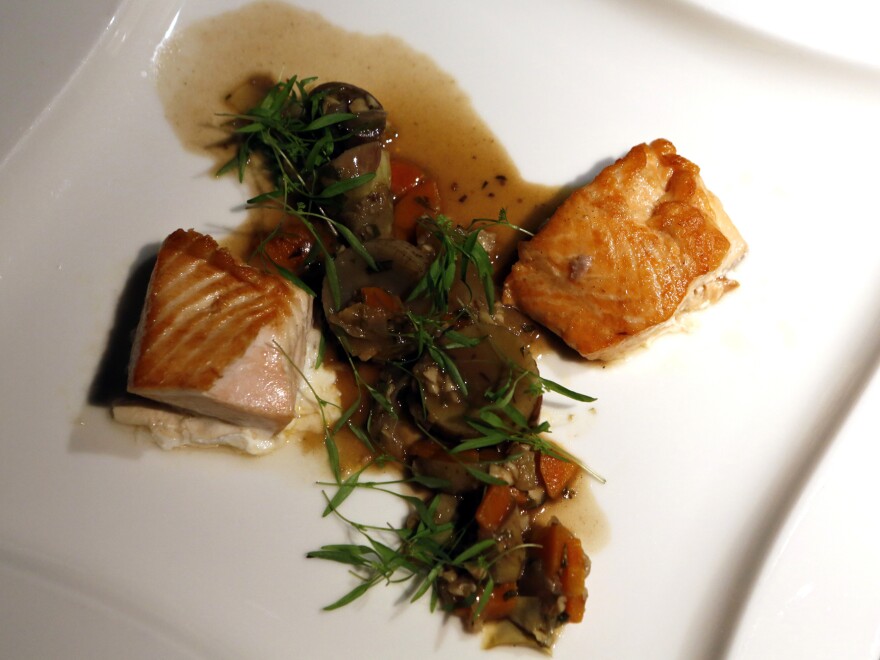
[503,139,746,360]
[127,229,312,432]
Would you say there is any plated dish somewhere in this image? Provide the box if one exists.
[2,1,880,658]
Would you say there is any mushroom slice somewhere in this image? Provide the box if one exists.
[323,239,430,361]
[412,321,541,439]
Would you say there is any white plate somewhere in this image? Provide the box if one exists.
[2,1,880,658]
[725,353,880,660]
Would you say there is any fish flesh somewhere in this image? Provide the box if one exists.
[503,139,746,360]
[114,321,339,454]
[127,229,311,432]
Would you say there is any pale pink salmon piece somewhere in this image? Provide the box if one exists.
[128,229,311,432]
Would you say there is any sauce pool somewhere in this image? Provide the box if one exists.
[156,0,562,266]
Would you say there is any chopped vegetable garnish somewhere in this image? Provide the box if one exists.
[220,74,599,649]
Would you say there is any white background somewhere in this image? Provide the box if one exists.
[1,1,879,658]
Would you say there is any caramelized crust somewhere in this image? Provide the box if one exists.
[130,229,292,389]
[503,139,745,360]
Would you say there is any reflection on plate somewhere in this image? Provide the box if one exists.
[726,354,880,660]
[0,0,121,158]
[0,545,214,659]
[683,0,880,70]
[2,0,880,658]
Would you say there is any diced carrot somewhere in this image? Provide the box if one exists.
[538,452,579,499]
[537,520,571,579]
[537,521,589,623]
[478,583,518,621]
[561,536,588,597]
[360,286,403,312]
[565,594,586,623]
[475,485,515,532]
[258,224,313,275]
[392,180,442,243]
[390,158,428,198]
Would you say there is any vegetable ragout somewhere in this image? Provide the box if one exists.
[219,75,598,648]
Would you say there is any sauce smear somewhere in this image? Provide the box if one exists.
[156,0,562,266]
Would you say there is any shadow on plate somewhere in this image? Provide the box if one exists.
[0,541,222,659]
[565,157,615,192]
[68,243,159,458]
[708,322,880,658]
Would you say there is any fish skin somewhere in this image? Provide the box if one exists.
[127,229,311,432]
[503,139,746,360]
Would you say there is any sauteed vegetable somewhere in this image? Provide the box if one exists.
[219,75,598,649]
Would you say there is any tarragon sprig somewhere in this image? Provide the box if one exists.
[216,75,376,307]
[308,481,529,613]
[406,214,496,313]
[222,76,602,620]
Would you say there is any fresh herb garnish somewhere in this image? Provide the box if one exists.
[406,214,497,313]
[217,75,377,307]
[223,75,601,632]
[309,476,533,614]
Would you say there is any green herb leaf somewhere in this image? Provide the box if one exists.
[304,111,356,131]
[322,468,364,517]
[537,373,597,402]
[319,172,376,198]
[453,538,497,564]
[322,578,380,611]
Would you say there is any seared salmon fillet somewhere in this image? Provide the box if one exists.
[127,229,311,432]
[503,139,746,360]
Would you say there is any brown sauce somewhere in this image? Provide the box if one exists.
[156,1,565,265]
[155,0,606,550]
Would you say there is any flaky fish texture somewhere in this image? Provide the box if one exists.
[503,139,746,360]
[127,229,311,432]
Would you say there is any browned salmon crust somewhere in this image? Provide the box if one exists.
[503,139,746,360]
[128,229,310,431]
